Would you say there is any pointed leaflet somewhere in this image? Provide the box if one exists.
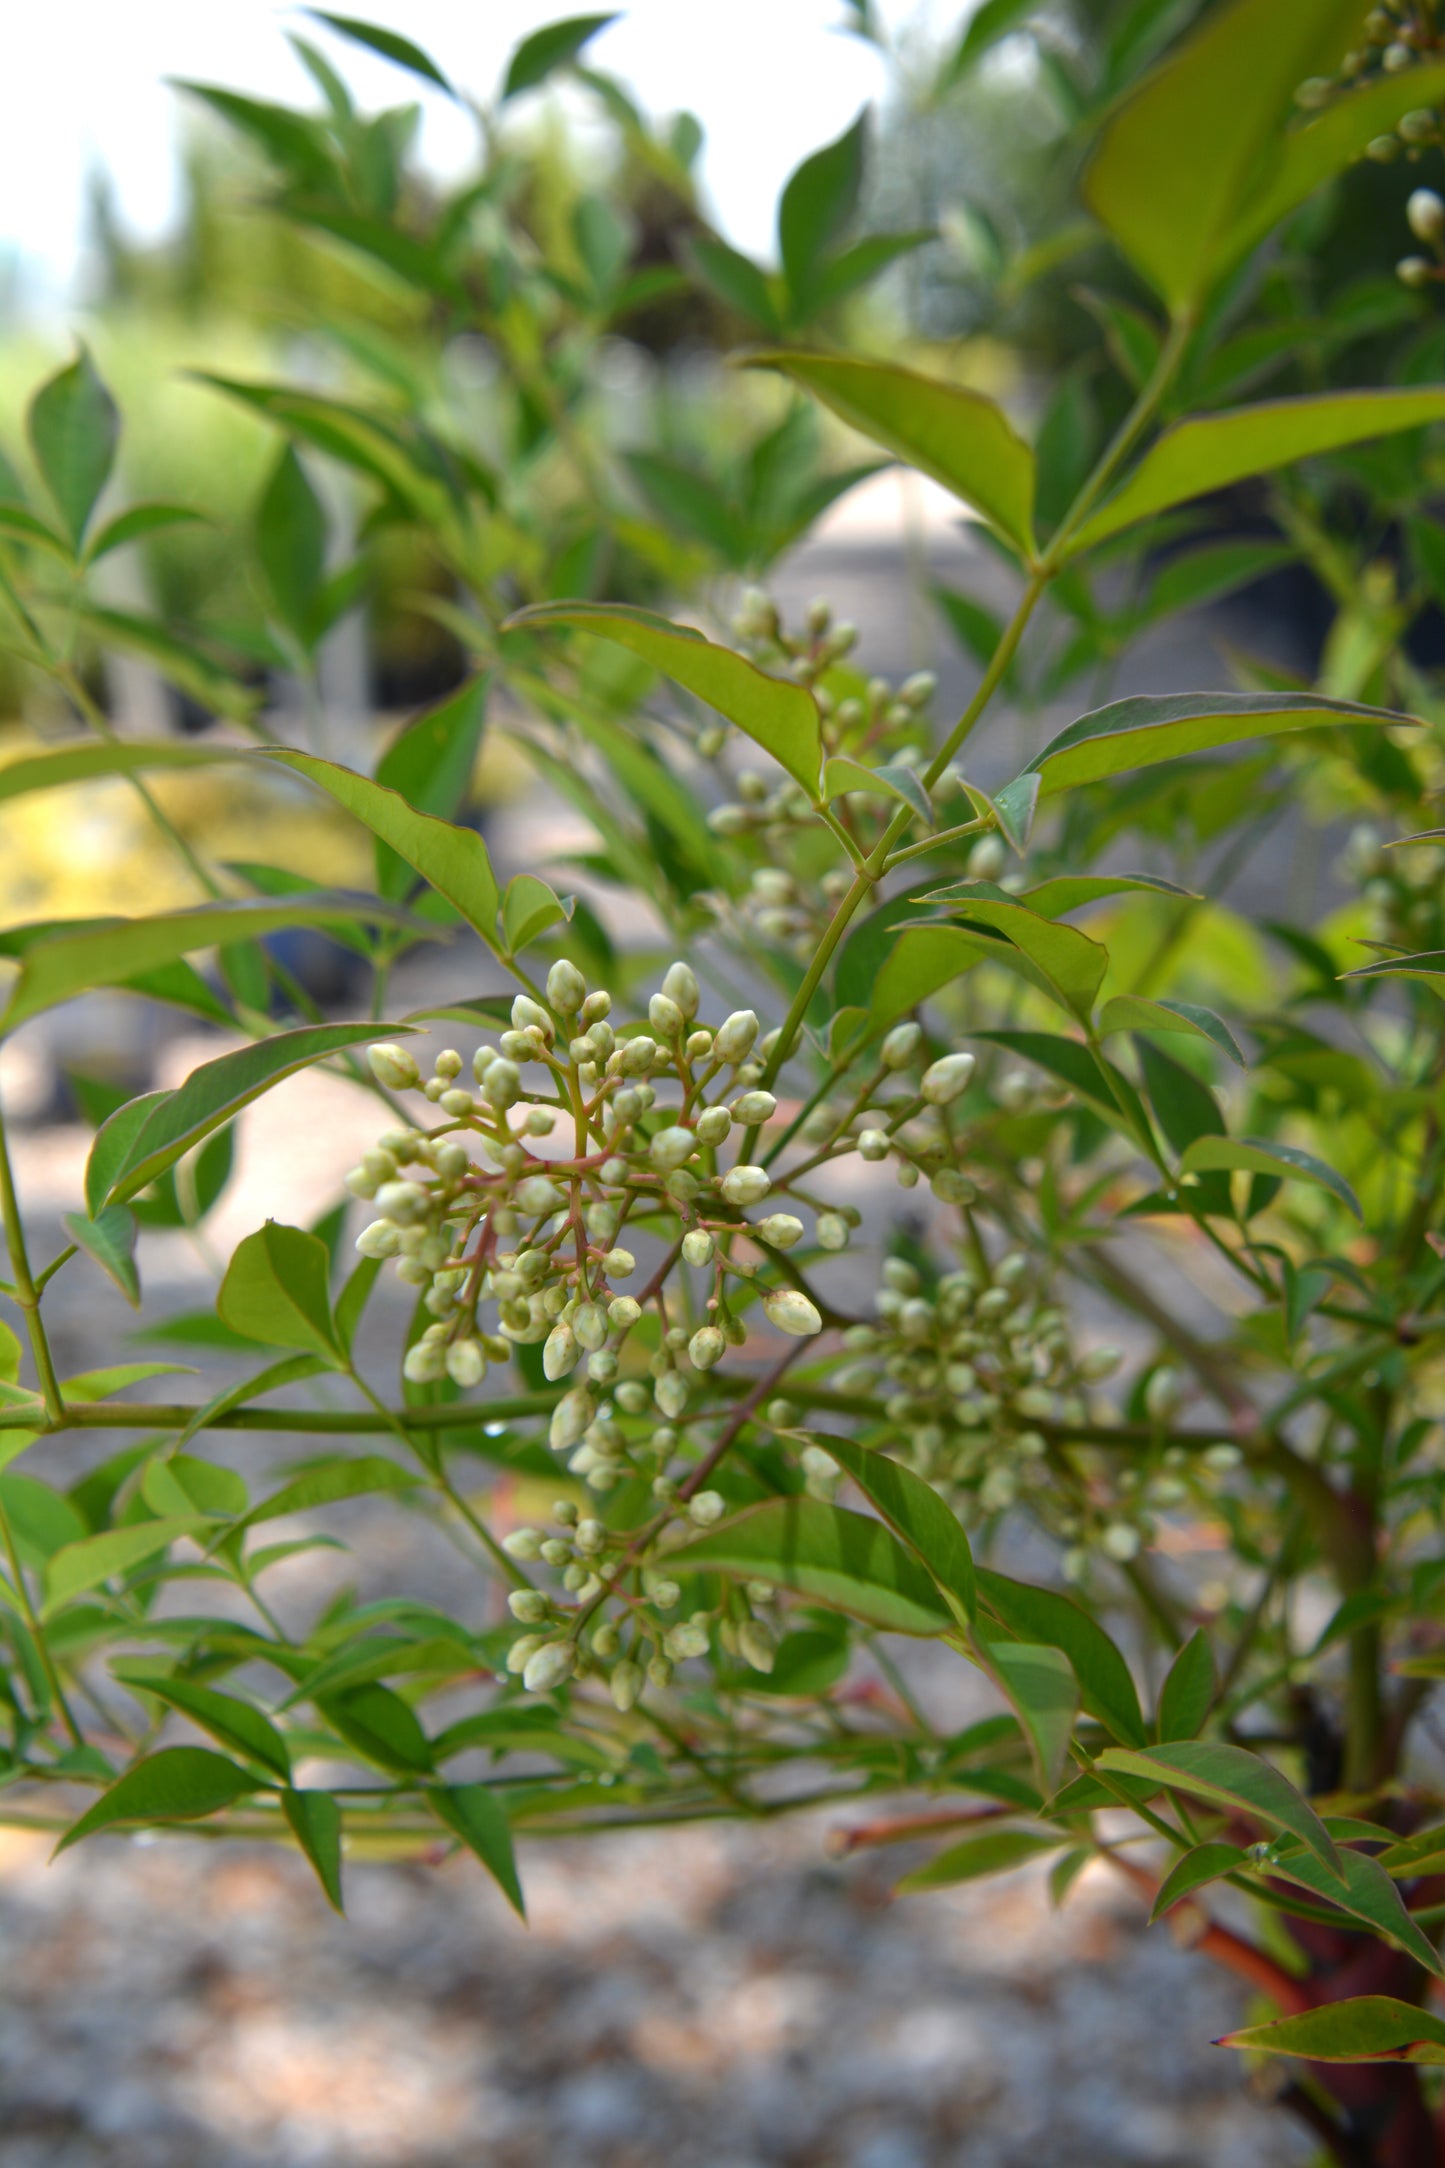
[372,678,488,899]
[749,352,1036,558]
[88,1023,406,1212]
[1218,1998,1445,2066]
[505,603,823,795]
[667,1499,952,1635]
[56,1748,263,1851]
[820,1435,974,1623]
[303,12,453,92]
[984,1641,1078,1791]
[61,1205,140,1306]
[43,1519,207,1616]
[1096,1742,1344,1883]
[927,891,1107,1022]
[218,1223,342,1360]
[0,740,234,806]
[1157,1628,1215,1741]
[1179,1136,1361,1220]
[1267,1845,1444,1978]
[28,346,119,547]
[1072,390,1445,556]
[824,756,932,823]
[1082,0,1365,312]
[778,112,866,316]
[115,1673,292,1781]
[972,1029,1153,1150]
[430,1783,526,1917]
[1150,1842,1248,1923]
[0,896,412,1035]
[977,1568,1147,1747]
[1099,997,1245,1068]
[1005,689,1414,805]
[283,1788,345,1912]
[233,1455,418,1533]
[896,1826,1061,1894]
[502,13,619,98]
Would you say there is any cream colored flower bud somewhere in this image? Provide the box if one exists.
[763,1289,823,1337]
[649,992,685,1035]
[857,1128,889,1161]
[815,1213,849,1252]
[574,1301,608,1352]
[355,1220,403,1259]
[1101,1522,1141,1562]
[506,1632,547,1676]
[511,994,554,1042]
[655,1370,689,1419]
[1144,1366,1182,1422]
[368,1042,421,1091]
[650,1125,697,1172]
[546,958,587,1015]
[921,1052,975,1104]
[1080,1344,1122,1380]
[503,1527,541,1560]
[601,1247,635,1279]
[437,1088,473,1117]
[665,1620,710,1662]
[754,1213,804,1249]
[967,834,1007,881]
[515,1175,566,1218]
[481,1057,521,1108]
[550,1386,593,1450]
[688,1490,726,1526]
[695,1105,731,1147]
[662,961,699,1018]
[738,1620,775,1674]
[434,1142,471,1180]
[689,1325,727,1370]
[713,1009,759,1063]
[620,1035,657,1076]
[731,1090,776,1125]
[931,1168,974,1203]
[647,1654,674,1689]
[445,1338,485,1388]
[376,1180,429,1224]
[523,1640,576,1693]
[403,1340,448,1383]
[508,1588,549,1624]
[610,1659,644,1711]
[682,1229,715,1267]
[721,1164,771,1206]
[881,1021,923,1070]
[608,1296,641,1329]
[543,1322,580,1381]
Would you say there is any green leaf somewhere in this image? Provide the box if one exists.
[56,1747,262,1850]
[217,1223,342,1359]
[88,1023,399,1213]
[69,603,257,722]
[1009,689,1413,803]
[684,234,782,336]
[1007,874,1199,917]
[929,890,1107,1022]
[1217,1998,1445,2066]
[502,873,568,956]
[0,896,408,1036]
[778,112,866,317]
[84,502,205,564]
[257,445,327,646]
[824,755,931,823]
[1178,1136,1361,1220]
[809,230,935,313]
[304,11,452,91]
[282,1787,345,1911]
[1268,1844,1444,1977]
[0,504,72,560]
[506,601,823,796]
[984,1641,1078,1790]
[0,736,229,809]
[1137,1039,1224,1158]
[1340,949,1445,991]
[973,1030,1153,1146]
[667,1498,952,1635]
[372,678,488,899]
[750,352,1036,558]
[430,1782,526,1917]
[318,1682,433,1774]
[237,1454,418,1531]
[61,1206,140,1306]
[116,1671,291,1780]
[1096,1742,1343,1883]
[977,1569,1147,1747]
[1082,0,1366,311]
[896,1826,1060,1894]
[27,346,119,546]
[502,13,618,98]
[1149,1841,1247,1922]
[42,1518,206,1616]
[1073,390,1445,556]
[259,749,502,946]
[1099,997,1245,1068]
[1157,1628,1215,1741]
[820,1435,975,1623]
[942,0,1039,82]
[174,83,337,187]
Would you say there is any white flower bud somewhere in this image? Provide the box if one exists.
[1080,1344,1123,1380]
[662,961,699,1018]
[609,1660,643,1711]
[921,1052,976,1105]
[368,1043,421,1091]
[445,1338,485,1388]
[1204,1443,1242,1471]
[881,1021,923,1070]
[650,1126,697,1172]
[738,1620,775,1674]
[515,1175,566,1218]
[665,1619,710,1662]
[522,1640,576,1693]
[543,1322,580,1381]
[721,1164,771,1206]
[574,1301,608,1352]
[550,1385,593,1451]
[511,994,555,1041]
[620,1035,658,1076]
[1101,1522,1141,1563]
[682,1229,715,1267]
[731,1090,776,1125]
[506,1632,547,1676]
[355,1219,403,1259]
[503,1528,541,1560]
[815,1213,849,1252]
[403,1340,448,1383]
[1409,188,1445,245]
[695,1105,732,1146]
[763,1289,823,1337]
[1144,1367,1182,1422]
[688,1490,726,1526]
[649,992,685,1035]
[689,1325,727,1369]
[967,835,1007,881]
[481,1057,521,1108]
[607,1296,641,1330]
[599,1157,629,1186]
[508,1588,549,1624]
[547,958,587,1014]
[439,1088,475,1116]
[754,1213,804,1249]
[931,1168,974,1203]
[713,1009,759,1063]
[685,1028,714,1062]
[647,1655,674,1689]
[857,1128,890,1161]
[655,1370,689,1419]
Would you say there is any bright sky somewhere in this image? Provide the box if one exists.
[0,2,958,303]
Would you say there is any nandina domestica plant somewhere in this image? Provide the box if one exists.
[11,6,1445,2162]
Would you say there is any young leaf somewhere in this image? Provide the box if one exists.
[931,892,1108,1022]
[217,1222,343,1360]
[1157,1628,1215,1741]
[820,1434,975,1622]
[1072,389,1445,555]
[1096,1741,1344,1882]
[505,602,823,796]
[942,0,1039,83]
[372,678,488,899]
[1149,1841,1247,1922]
[667,1498,953,1635]
[978,1569,1147,1746]
[118,1673,292,1781]
[984,1640,1078,1790]
[84,502,205,564]
[896,1826,1060,1893]
[43,1518,207,1617]
[56,1747,263,1850]
[1217,1998,1445,2065]
[1099,997,1245,1068]
[778,112,867,317]
[318,1682,434,1774]
[1007,689,1413,803]
[824,756,931,823]
[27,346,119,546]
[430,1782,526,1917]
[303,11,453,92]
[1268,1845,1445,1977]
[236,1454,418,1532]
[502,874,568,955]
[1136,1039,1224,1157]
[283,1787,345,1911]
[749,352,1037,558]
[257,445,327,646]
[60,1206,140,1306]
[502,13,618,99]
[1003,874,1199,917]
[258,749,501,946]
[685,233,782,336]
[1178,1137,1361,1220]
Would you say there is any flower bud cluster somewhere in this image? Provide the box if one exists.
[796,1033,979,1200]
[1294,6,1445,174]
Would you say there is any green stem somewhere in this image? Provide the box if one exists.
[0,1107,64,1422]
